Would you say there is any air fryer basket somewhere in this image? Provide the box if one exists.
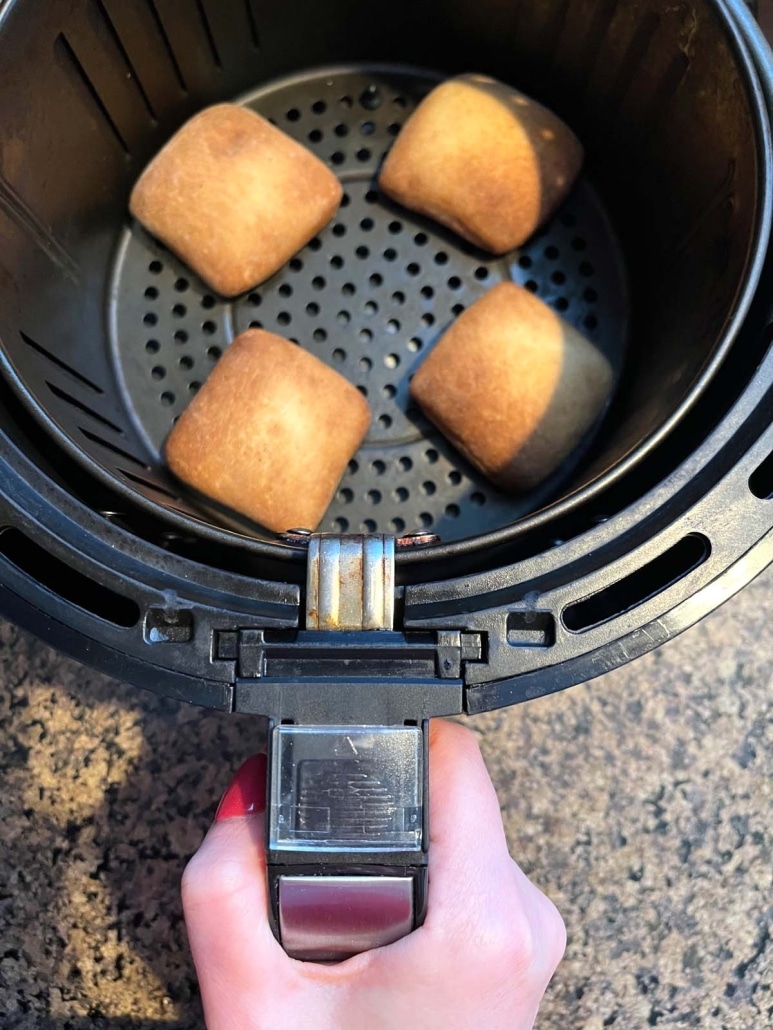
[109,64,631,542]
[0,0,761,550]
[0,0,771,715]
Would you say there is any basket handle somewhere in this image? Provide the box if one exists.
[265,720,428,962]
[264,533,429,961]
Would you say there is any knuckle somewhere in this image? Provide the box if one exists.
[180,852,208,909]
[506,892,567,981]
[426,875,565,993]
[499,911,538,973]
[541,894,567,971]
[463,897,535,971]
[181,850,244,913]
[478,870,566,979]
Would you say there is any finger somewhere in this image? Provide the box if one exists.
[421,720,543,944]
[182,754,283,1000]
[427,718,511,887]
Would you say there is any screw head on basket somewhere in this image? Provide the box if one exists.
[396,531,441,548]
[278,528,440,547]
[279,528,314,545]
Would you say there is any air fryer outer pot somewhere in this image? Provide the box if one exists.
[0,0,770,717]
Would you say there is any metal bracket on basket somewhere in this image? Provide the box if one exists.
[306,533,395,631]
[266,532,435,962]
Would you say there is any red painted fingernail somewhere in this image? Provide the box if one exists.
[215,753,267,821]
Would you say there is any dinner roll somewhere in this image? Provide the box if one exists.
[166,330,371,531]
[380,74,583,254]
[409,282,612,491]
[130,105,342,297]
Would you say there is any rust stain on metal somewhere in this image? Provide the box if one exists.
[304,534,395,631]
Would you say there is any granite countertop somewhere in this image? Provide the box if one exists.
[1,564,771,1029]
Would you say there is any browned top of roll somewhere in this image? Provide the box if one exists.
[380,74,583,254]
[130,105,342,297]
[165,330,371,531]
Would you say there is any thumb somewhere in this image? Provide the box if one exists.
[182,753,283,996]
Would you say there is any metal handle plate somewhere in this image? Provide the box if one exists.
[279,875,415,962]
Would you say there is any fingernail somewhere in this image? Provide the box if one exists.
[215,752,267,821]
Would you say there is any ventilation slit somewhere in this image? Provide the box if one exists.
[749,447,773,500]
[119,468,180,500]
[563,535,710,632]
[146,0,187,92]
[244,0,261,49]
[79,427,148,469]
[0,527,140,627]
[194,0,222,68]
[46,381,123,434]
[94,0,158,119]
[21,332,103,394]
[56,33,129,154]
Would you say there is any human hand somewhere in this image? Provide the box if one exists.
[182,719,566,1030]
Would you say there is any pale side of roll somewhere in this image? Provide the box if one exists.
[410,282,613,491]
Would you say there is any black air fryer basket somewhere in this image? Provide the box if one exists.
[1,0,772,959]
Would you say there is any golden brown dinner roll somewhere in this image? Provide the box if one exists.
[165,330,371,531]
[410,282,612,491]
[130,105,342,297]
[380,75,583,254]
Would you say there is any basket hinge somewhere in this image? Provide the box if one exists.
[306,533,395,631]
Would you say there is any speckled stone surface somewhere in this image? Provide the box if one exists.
[0,564,771,1029]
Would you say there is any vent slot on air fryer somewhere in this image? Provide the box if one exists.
[0,528,140,627]
[562,534,710,633]
[749,447,773,500]
[20,331,105,396]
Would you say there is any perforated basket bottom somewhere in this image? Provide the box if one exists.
[109,65,629,543]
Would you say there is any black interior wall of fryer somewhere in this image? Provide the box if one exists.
[0,0,759,547]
